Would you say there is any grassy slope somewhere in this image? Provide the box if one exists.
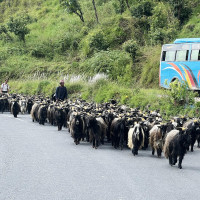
[0,0,200,116]
[0,0,199,82]
[0,0,161,83]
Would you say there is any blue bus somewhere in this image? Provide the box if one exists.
[160,38,200,90]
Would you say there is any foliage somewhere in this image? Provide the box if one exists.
[81,50,132,81]
[123,40,139,60]
[0,24,12,41]
[130,0,154,18]
[0,24,7,34]
[60,0,84,22]
[7,14,32,42]
[164,0,192,25]
[113,0,127,14]
[9,78,198,118]
[140,46,160,88]
[165,79,197,106]
[149,2,178,45]
[0,0,199,119]
[81,29,108,56]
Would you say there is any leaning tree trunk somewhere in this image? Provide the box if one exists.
[125,0,130,10]
[92,0,99,24]
[75,10,84,23]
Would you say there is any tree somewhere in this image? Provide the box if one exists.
[7,15,31,42]
[60,0,84,23]
[131,0,153,18]
[0,24,12,41]
[164,0,192,25]
[125,0,130,9]
[92,0,99,23]
[123,40,139,61]
[113,0,126,14]
[0,25,7,35]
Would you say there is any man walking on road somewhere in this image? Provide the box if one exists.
[55,80,68,101]
[1,79,9,94]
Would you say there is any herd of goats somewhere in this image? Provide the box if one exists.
[1,93,200,169]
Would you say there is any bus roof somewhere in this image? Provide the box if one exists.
[174,38,200,44]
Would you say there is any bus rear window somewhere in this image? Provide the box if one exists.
[191,50,200,61]
[176,50,189,61]
[163,51,176,61]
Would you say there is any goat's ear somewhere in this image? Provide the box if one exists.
[178,127,186,134]
[182,127,186,131]
[175,127,183,131]
[139,121,144,125]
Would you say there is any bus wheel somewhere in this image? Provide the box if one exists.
[171,78,180,87]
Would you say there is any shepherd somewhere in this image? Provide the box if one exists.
[1,79,9,94]
[55,80,68,101]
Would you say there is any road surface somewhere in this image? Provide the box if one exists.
[0,113,200,200]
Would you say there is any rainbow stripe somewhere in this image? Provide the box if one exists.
[168,63,184,80]
[163,63,199,89]
[198,71,200,83]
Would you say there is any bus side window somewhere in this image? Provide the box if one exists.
[162,51,166,61]
[191,49,200,61]
[165,51,176,61]
[176,50,189,61]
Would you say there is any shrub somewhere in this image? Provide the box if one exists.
[131,0,154,18]
[165,80,197,106]
[67,82,84,95]
[164,0,192,25]
[113,0,127,14]
[37,80,51,94]
[56,33,72,54]
[149,2,178,45]
[7,14,32,42]
[81,30,108,56]
[123,40,139,60]
[30,41,54,59]
[81,50,132,81]
[140,46,160,88]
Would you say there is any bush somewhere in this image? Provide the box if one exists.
[140,46,160,88]
[164,0,192,25]
[81,30,108,56]
[123,40,139,60]
[131,0,154,18]
[7,14,32,42]
[56,33,72,54]
[0,24,13,42]
[105,26,127,47]
[165,80,197,106]
[81,50,132,81]
[30,41,54,59]
[37,80,51,94]
[67,82,84,95]
[149,2,178,45]
[113,0,127,14]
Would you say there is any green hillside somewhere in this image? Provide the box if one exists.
[0,0,200,116]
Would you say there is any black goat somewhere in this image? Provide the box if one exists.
[164,129,191,169]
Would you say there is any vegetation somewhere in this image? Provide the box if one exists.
[0,0,200,116]
[9,78,199,119]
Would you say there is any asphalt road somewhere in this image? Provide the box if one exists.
[0,113,200,200]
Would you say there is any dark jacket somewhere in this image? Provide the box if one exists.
[55,86,68,101]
